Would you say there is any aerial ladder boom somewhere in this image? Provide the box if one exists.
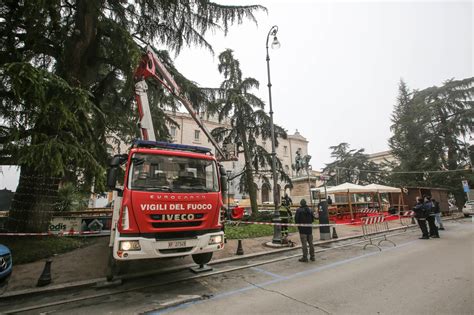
[134,46,229,160]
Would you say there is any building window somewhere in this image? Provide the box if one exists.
[170,126,176,139]
[194,130,200,141]
[284,146,288,155]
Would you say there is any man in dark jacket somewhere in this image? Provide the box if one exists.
[413,197,429,239]
[425,196,439,238]
[295,199,315,262]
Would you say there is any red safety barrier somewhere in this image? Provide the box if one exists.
[231,206,245,220]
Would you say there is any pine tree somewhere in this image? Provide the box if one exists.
[0,1,265,232]
[208,49,290,214]
[415,78,474,203]
[388,80,429,186]
[388,78,474,204]
[323,143,384,186]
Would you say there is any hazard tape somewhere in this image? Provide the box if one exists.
[0,230,105,236]
[226,214,409,228]
[0,214,414,235]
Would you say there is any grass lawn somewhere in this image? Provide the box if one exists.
[225,223,299,239]
[0,236,93,265]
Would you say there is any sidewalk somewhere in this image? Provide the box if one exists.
[6,220,405,293]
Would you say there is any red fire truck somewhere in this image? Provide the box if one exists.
[106,47,233,280]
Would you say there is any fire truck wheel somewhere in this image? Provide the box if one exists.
[106,249,118,281]
[192,252,213,266]
[106,249,129,281]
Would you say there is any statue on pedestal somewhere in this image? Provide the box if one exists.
[292,148,311,176]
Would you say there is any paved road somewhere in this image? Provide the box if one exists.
[4,219,472,314]
[158,219,473,315]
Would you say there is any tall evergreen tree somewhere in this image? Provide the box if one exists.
[388,80,429,186]
[388,78,473,204]
[416,78,474,203]
[208,49,290,213]
[0,1,265,232]
[323,143,385,186]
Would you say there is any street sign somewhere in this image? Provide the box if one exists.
[462,180,470,193]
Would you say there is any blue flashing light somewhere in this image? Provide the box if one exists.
[132,139,212,154]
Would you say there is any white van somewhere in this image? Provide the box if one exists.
[462,200,474,217]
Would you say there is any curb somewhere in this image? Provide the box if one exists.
[1,215,463,299]
[142,295,204,313]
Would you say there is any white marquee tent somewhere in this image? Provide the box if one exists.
[363,183,401,193]
[325,182,371,194]
[319,182,402,221]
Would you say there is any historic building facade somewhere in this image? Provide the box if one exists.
[166,111,311,205]
[367,150,397,166]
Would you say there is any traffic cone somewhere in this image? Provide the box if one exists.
[236,239,244,255]
[37,259,52,287]
[332,227,338,239]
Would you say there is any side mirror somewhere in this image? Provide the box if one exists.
[110,154,127,167]
[107,167,119,190]
[219,164,228,192]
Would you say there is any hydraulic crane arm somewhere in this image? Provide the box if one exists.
[134,46,228,160]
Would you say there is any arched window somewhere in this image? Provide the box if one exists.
[261,183,270,203]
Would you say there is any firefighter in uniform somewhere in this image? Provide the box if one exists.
[280,193,293,244]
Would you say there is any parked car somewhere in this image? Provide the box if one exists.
[462,200,474,217]
[0,244,12,292]
[448,202,458,212]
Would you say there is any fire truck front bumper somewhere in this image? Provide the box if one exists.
[112,231,224,260]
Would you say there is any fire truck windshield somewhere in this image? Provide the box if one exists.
[128,153,219,192]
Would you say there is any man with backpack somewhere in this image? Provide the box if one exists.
[295,199,315,262]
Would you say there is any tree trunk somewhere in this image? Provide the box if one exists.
[7,0,102,233]
[7,166,60,233]
[240,130,258,214]
[61,0,103,86]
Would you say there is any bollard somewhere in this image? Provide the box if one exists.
[236,239,244,255]
[332,226,338,239]
[318,201,331,240]
[37,259,52,287]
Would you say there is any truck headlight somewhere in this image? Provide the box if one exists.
[119,240,141,251]
[209,235,223,245]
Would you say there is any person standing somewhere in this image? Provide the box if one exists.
[425,196,439,238]
[282,193,293,208]
[413,197,429,239]
[431,198,445,230]
[280,193,293,244]
[295,199,315,262]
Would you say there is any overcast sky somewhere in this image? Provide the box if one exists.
[173,0,472,167]
[0,0,472,191]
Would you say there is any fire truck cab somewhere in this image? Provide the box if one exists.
[106,46,234,280]
[107,140,227,272]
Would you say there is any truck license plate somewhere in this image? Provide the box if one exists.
[168,240,187,248]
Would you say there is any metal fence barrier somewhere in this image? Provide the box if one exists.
[361,216,396,251]
[399,210,416,230]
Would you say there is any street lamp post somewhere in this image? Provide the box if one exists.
[318,174,331,240]
[266,25,282,244]
[307,165,313,209]
[226,170,232,219]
